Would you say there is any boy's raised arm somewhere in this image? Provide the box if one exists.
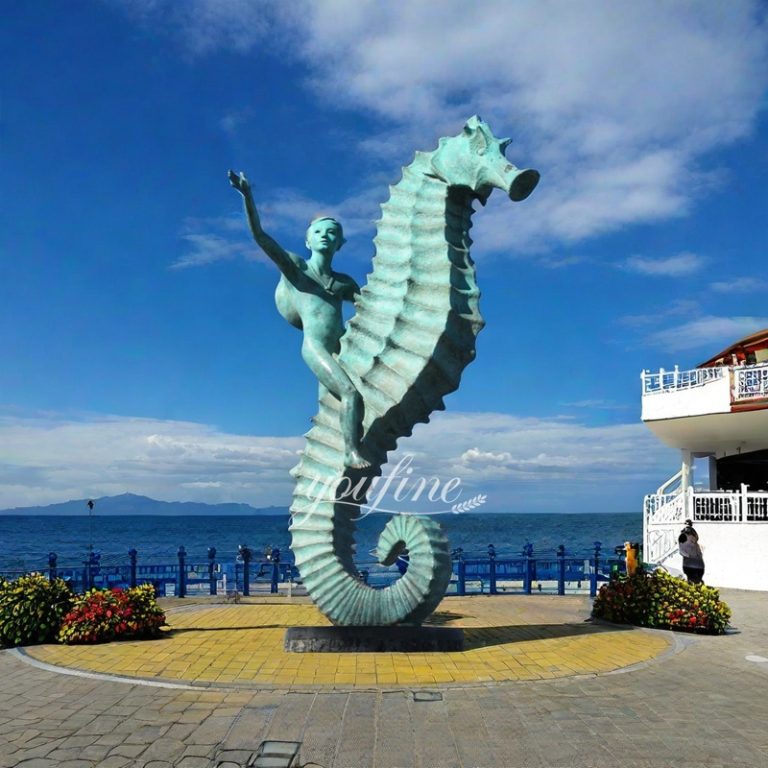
[228,170,298,278]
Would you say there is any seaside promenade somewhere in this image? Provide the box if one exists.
[0,589,766,768]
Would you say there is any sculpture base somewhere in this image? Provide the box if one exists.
[284,626,465,653]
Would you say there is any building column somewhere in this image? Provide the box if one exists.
[681,449,693,519]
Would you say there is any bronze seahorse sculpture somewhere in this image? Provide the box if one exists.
[232,117,538,626]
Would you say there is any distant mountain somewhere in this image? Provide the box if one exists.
[0,493,289,517]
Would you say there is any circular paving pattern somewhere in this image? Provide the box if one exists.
[24,596,672,688]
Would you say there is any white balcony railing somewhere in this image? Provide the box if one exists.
[734,364,768,401]
[645,489,768,525]
[641,366,723,395]
[644,492,685,524]
[644,488,768,564]
[642,362,768,404]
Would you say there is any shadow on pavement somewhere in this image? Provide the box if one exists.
[463,620,633,649]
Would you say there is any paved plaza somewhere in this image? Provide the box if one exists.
[1,589,767,767]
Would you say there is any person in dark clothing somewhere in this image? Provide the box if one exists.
[678,519,705,584]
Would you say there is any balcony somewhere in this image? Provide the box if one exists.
[641,362,768,452]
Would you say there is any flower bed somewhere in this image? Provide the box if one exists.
[592,568,731,634]
[59,584,166,644]
[0,573,73,647]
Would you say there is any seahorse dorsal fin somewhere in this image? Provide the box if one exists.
[464,116,490,154]
[464,115,484,132]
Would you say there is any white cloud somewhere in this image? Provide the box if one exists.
[109,0,283,56]
[0,412,302,509]
[710,276,768,293]
[0,409,675,513]
[624,252,705,277]
[645,315,768,353]
[561,399,631,411]
[170,233,256,269]
[620,299,701,329]
[380,412,675,512]
[219,107,254,136]
[113,1,768,253]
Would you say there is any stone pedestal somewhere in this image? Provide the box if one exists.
[284,625,464,653]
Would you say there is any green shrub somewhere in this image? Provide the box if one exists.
[592,569,731,634]
[58,584,166,644]
[0,573,73,647]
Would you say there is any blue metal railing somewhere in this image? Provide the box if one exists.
[1,542,629,599]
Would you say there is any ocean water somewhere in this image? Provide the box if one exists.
[0,512,641,571]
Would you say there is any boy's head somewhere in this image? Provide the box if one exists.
[305,217,346,253]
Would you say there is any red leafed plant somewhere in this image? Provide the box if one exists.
[58,584,166,644]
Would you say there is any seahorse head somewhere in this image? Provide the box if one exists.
[429,115,539,205]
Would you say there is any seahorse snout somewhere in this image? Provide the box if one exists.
[508,168,540,202]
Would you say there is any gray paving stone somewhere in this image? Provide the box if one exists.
[122,724,170,744]
[139,737,187,762]
[58,734,101,750]
[334,691,377,768]
[180,744,216,759]
[106,743,147,759]
[409,697,461,768]
[174,757,212,768]
[76,716,124,736]
[39,748,86,762]
[2,590,768,768]
[300,693,348,768]
[93,757,131,768]
[185,715,238,746]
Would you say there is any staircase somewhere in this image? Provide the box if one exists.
[644,470,686,566]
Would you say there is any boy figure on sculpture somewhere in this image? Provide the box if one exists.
[229,171,370,469]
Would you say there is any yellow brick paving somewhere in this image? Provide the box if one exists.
[26,595,670,688]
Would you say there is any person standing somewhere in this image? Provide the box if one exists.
[678,519,705,584]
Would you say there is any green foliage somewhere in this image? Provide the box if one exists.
[592,569,731,634]
[58,584,166,644]
[0,573,73,647]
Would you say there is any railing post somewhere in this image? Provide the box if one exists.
[741,483,749,522]
[270,547,281,594]
[557,545,565,596]
[207,547,217,595]
[523,543,533,594]
[487,544,497,595]
[128,548,137,588]
[48,552,57,582]
[176,546,187,598]
[239,545,251,596]
[590,541,601,598]
[84,550,99,592]
[453,548,466,596]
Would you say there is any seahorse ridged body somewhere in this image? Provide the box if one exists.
[289,117,538,625]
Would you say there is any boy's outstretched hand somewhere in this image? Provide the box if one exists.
[228,170,251,197]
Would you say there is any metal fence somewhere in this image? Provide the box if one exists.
[0,542,628,600]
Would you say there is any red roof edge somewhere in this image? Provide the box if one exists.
[698,328,768,367]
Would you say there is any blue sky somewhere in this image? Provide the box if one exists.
[1,1,767,512]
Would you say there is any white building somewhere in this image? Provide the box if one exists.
[642,328,768,590]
